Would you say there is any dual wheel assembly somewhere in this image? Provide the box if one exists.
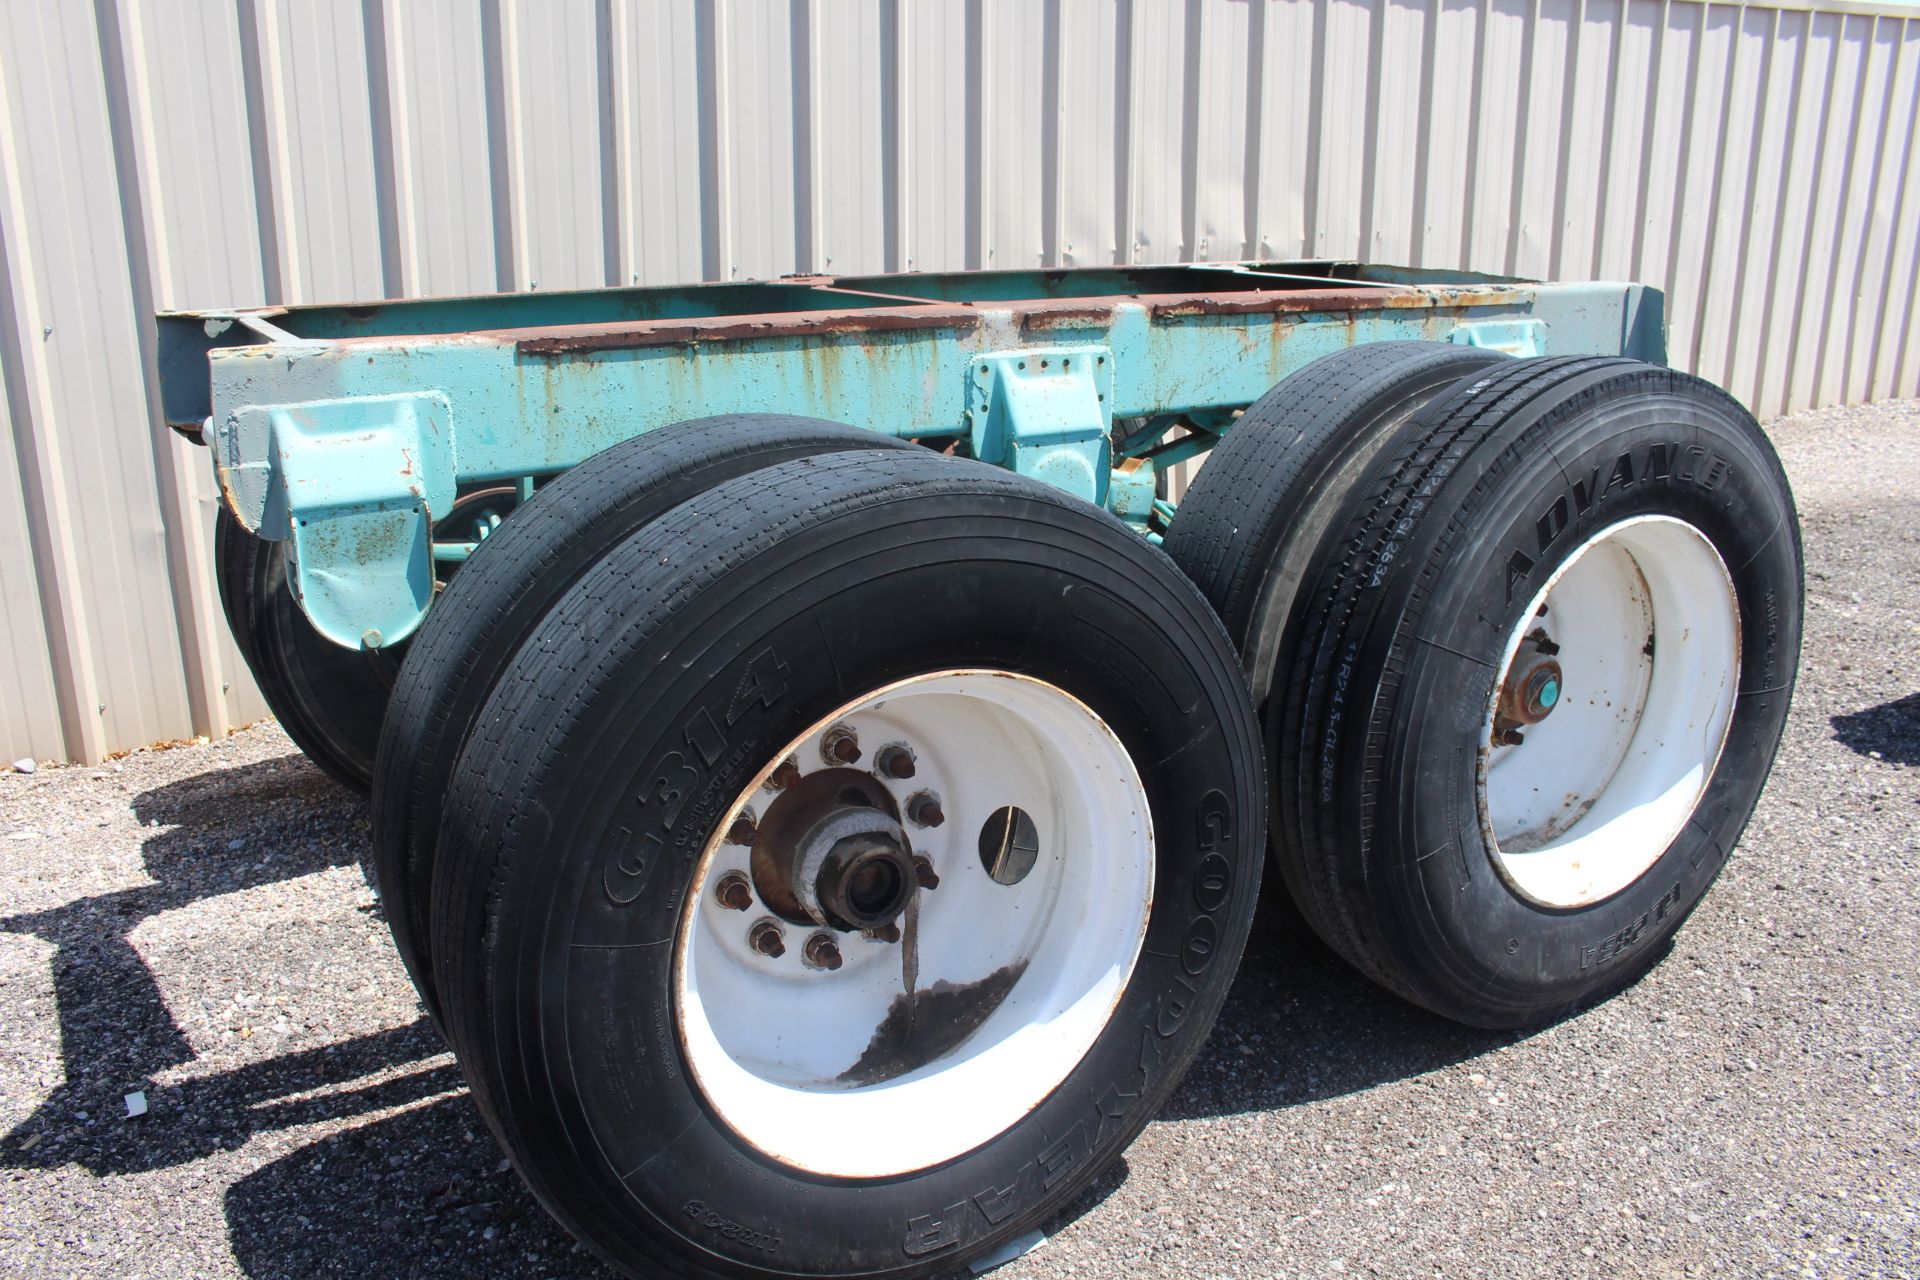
[215,350,1800,1277]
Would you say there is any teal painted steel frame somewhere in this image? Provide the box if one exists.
[160,264,1666,650]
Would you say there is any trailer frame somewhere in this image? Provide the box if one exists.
[158,260,1664,651]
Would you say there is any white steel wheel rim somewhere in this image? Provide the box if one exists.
[1479,515,1741,908]
[674,670,1154,1178]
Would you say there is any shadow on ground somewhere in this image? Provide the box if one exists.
[1831,692,1920,765]
[4,748,1521,1276]
[226,1092,613,1279]
[1161,892,1513,1122]
[0,754,455,1178]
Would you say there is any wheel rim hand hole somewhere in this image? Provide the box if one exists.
[978,805,1040,885]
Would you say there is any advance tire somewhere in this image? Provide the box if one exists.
[1164,341,1506,705]
[1275,358,1802,1029]
[369,415,914,1026]
[430,449,1263,1278]
[215,507,390,792]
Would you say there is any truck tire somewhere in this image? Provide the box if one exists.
[1164,341,1505,705]
[215,507,389,792]
[1275,357,1802,1028]
[430,449,1263,1279]
[369,415,914,1025]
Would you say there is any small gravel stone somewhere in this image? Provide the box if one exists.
[0,399,1913,1279]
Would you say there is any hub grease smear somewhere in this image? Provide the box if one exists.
[838,959,1030,1086]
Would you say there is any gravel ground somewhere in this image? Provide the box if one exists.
[2,399,1915,1280]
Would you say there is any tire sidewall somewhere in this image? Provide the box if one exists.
[482,501,1260,1276]
[1354,374,1801,1021]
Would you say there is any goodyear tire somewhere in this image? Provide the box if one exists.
[370,415,914,1025]
[215,507,390,792]
[430,449,1263,1278]
[1273,357,1802,1028]
[1165,341,1506,705]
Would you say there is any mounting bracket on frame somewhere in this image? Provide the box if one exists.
[218,391,453,650]
[1450,318,1548,358]
[966,346,1115,506]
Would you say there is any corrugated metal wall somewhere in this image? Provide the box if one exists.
[2,0,1917,764]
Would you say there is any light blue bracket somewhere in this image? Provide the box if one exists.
[1107,459,1158,530]
[219,392,453,649]
[1450,318,1547,358]
[967,347,1114,506]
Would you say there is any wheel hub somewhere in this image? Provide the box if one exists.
[746,765,909,929]
[1493,628,1564,742]
[791,820,916,932]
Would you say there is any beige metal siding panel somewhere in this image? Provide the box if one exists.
[123,0,269,312]
[718,1,803,281]
[812,1,888,276]
[1797,14,1873,410]
[500,0,613,293]
[1758,11,1820,420]
[1694,5,1770,392]
[1189,0,1252,264]
[1632,1,1690,288]
[101,0,232,744]
[1249,0,1318,261]
[1664,4,1734,399]
[0,382,64,764]
[2,0,1918,763]
[1366,0,1429,269]
[383,0,500,297]
[979,0,1047,269]
[1312,0,1374,261]
[1468,1,1527,273]
[1056,0,1122,269]
[898,0,968,272]
[1827,20,1904,410]
[1417,0,1482,270]
[0,0,191,760]
[1591,2,1655,282]
[1512,1,1572,278]
[617,0,706,286]
[1784,12,1856,411]
[1550,0,1616,283]
[1723,8,1795,411]
[251,0,388,303]
[1127,0,1187,265]
[1843,19,1914,405]
[1870,21,1920,401]
[0,25,104,767]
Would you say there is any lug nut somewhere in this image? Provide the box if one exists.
[863,922,902,944]
[802,932,844,971]
[913,855,940,890]
[906,792,945,828]
[748,918,786,958]
[715,871,753,911]
[725,813,757,846]
[822,724,862,765]
[767,756,803,792]
[875,744,916,780]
